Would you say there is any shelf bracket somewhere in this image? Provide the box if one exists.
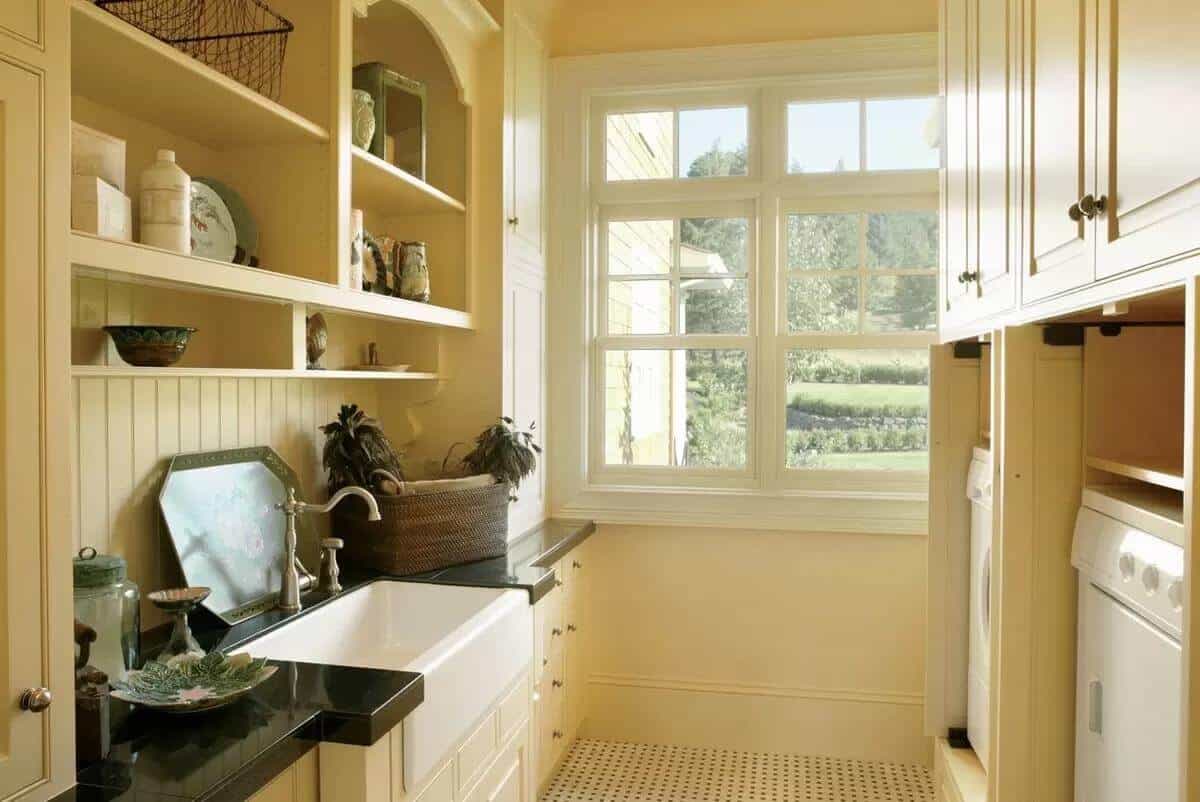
[952,341,988,359]
[1042,324,1086,347]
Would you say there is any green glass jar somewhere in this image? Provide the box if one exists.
[73,547,140,681]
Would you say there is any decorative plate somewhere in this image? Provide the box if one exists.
[350,364,410,372]
[199,178,259,266]
[190,180,238,263]
[111,652,276,713]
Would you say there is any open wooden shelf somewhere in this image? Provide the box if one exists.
[1082,483,1183,546]
[1086,455,1185,492]
[71,232,473,330]
[351,147,466,216]
[71,0,329,148]
[72,365,439,381]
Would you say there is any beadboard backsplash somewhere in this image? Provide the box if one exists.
[72,375,380,627]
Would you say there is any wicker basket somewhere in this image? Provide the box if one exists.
[332,479,509,575]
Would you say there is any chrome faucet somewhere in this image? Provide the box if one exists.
[276,486,381,612]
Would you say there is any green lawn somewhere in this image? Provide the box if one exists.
[788,381,928,410]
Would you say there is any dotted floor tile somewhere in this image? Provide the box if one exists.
[541,740,933,802]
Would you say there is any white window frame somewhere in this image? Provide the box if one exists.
[549,34,939,533]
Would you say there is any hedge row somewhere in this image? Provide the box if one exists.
[790,425,927,454]
[791,361,929,386]
[788,395,927,420]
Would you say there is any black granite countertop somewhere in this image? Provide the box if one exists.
[60,518,595,802]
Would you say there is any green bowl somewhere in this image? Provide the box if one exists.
[103,326,197,367]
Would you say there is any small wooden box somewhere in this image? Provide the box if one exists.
[72,175,132,241]
[71,122,126,192]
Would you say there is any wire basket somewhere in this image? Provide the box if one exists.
[95,0,294,101]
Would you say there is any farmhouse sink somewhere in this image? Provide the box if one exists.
[239,581,532,785]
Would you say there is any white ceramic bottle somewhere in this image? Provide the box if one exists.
[139,149,191,254]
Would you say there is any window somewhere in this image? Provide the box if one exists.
[588,84,938,488]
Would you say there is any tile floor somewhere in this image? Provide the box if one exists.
[541,739,934,802]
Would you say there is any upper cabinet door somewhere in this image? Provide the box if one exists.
[941,0,973,326]
[0,0,39,46]
[506,11,547,267]
[1093,0,1200,279]
[1022,0,1095,303]
[0,55,49,800]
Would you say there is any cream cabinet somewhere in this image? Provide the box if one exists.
[0,0,39,46]
[0,13,73,797]
[940,0,1016,332]
[504,6,547,268]
[248,749,320,802]
[533,545,590,793]
[1091,0,1200,280]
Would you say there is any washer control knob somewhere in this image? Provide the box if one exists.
[1169,581,1185,611]
[1142,565,1160,595]
[1118,552,1136,581]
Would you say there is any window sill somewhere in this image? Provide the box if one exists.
[554,484,928,535]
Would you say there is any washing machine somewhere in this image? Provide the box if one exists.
[1073,506,1183,802]
[965,447,992,770]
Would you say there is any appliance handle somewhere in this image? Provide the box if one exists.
[1088,679,1103,734]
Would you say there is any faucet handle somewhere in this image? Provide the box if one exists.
[319,538,344,594]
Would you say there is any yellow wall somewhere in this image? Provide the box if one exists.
[582,525,929,765]
[549,0,937,57]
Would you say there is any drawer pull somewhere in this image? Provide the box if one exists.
[552,679,563,688]
[552,730,563,739]
[572,560,582,569]
[567,624,577,633]
[551,627,563,637]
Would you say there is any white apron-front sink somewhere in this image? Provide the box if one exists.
[239,581,532,786]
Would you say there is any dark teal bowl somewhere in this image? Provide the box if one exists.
[103,326,197,367]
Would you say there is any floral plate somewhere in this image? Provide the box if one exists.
[111,652,276,713]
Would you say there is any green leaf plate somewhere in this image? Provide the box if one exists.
[111,651,277,714]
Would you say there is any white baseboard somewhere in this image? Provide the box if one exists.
[582,673,931,767]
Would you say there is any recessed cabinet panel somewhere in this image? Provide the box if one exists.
[0,56,48,800]
[507,11,546,267]
[0,0,39,45]
[1022,0,1094,303]
[1094,0,1200,279]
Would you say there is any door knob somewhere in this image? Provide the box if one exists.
[19,687,52,713]
[1078,193,1107,219]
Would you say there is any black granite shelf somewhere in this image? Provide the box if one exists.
[61,518,594,802]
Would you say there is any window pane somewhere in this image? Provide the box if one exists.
[606,111,673,181]
[679,107,749,178]
[866,211,938,269]
[786,275,858,333]
[681,278,749,334]
[608,219,673,275]
[787,213,859,270]
[787,101,860,173]
[684,350,748,468]
[603,349,748,468]
[608,280,670,334]
[785,349,929,470]
[865,97,939,170]
[681,217,748,274]
[865,275,938,332]
[604,350,671,465]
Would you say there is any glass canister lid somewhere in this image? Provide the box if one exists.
[74,546,128,588]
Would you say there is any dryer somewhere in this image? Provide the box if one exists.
[1072,506,1183,802]
[965,447,992,769]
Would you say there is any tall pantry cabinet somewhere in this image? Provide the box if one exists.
[0,1,76,800]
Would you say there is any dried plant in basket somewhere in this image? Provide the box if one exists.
[320,404,405,495]
[443,418,541,502]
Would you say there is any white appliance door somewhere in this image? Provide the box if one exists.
[1076,583,1182,802]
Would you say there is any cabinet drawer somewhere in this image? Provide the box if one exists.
[414,761,454,802]
[457,712,499,795]
[0,0,39,44]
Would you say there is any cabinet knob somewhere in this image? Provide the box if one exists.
[19,687,52,713]
[552,627,563,637]
[1078,193,1107,219]
[572,560,582,569]
[508,216,520,226]
[555,579,563,588]
[553,730,564,739]
[552,679,563,688]
[1068,201,1084,221]
[567,624,577,633]
[956,270,979,285]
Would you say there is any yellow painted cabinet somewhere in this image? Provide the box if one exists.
[0,0,39,46]
[248,749,320,802]
[504,6,547,268]
[0,54,51,801]
[940,0,1016,332]
[1092,0,1200,280]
